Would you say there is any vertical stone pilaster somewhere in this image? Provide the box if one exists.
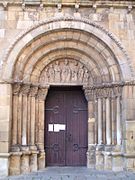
[12,83,21,145]
[29,86,38,146]
[37,87,49,169]
[84,87,95,168]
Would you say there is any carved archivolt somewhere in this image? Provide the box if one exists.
[39,59,90,85]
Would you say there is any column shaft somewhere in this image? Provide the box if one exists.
[31,96,36,145]
[12,95,18,145]
[98,98,102,144]
[88,101,95,144]
[22,95,28,145]
[111,97,117,145]
[116,96,121,145]
[18,94,22,145]
[106,98,111,145]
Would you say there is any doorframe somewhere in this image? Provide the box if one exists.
[44,85,89,166]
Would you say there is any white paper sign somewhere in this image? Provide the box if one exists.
[60,124,66,130]
[54,124,66,132]
[48,124,53,132]
[54,124,60,132]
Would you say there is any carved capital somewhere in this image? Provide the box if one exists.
[95,88,103,99]
[84,87,94,101]
[102,87,113,98]
[29,86,38,97]
[37,87,48,101]
[113,86,122,97]
[13,83,21,95]
[20,84,30,96]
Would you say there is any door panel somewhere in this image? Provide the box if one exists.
[45,91,66,166]
[45,87,88,166]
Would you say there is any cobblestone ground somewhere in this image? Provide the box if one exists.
[1,167,135,180]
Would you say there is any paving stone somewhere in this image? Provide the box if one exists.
[1,167,135,180]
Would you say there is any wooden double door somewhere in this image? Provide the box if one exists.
[45,87,88,166]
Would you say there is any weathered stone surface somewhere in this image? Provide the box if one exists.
[0,156,9,177]
[9,154,21,175]
[0,0,135,177]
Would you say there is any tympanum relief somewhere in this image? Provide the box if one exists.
[40,59,90,85]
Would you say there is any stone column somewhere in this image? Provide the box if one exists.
[29,86,38,146]
[20,84,31,174]
[97,97,102,145]
[112,86,123,171]
[116,96,122,145]
[29,86,38,172]
[106,97,111,145]
[21,84,30,146]
[12,83,21,146]
[84,87,95,168]
[10,83,22,176]
[18,93,23,145]
[111,96,117,145]
[37,87,48,170]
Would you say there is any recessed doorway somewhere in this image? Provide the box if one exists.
[45,86,88,166]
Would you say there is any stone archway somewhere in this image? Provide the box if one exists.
[0,17,134,175]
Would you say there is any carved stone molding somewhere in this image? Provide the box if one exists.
[37,87,48,101]
[83,87,94,101]
[39,59,90,85]
[13,83,21,95]
[29,86,38,97]
[20,84,31,96]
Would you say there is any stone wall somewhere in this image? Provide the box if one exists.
[0,0,135,177]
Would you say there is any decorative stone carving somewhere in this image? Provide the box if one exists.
[84,87,94,101]
[37,87,48,101]
[40,59,90,85]
[20,84,30,96]
[13,83,21,95]
[29,86,38,97]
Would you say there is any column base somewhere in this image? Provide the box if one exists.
[21,146,31,174]
[112,145,123,171]
[30,145,39,172]
[38,151,45,170]
[95,145,104,170]
[87,144,96,169]
[103,146,112,170]
[9,152,22,176]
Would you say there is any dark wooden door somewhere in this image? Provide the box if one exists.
[45,87,88,166]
